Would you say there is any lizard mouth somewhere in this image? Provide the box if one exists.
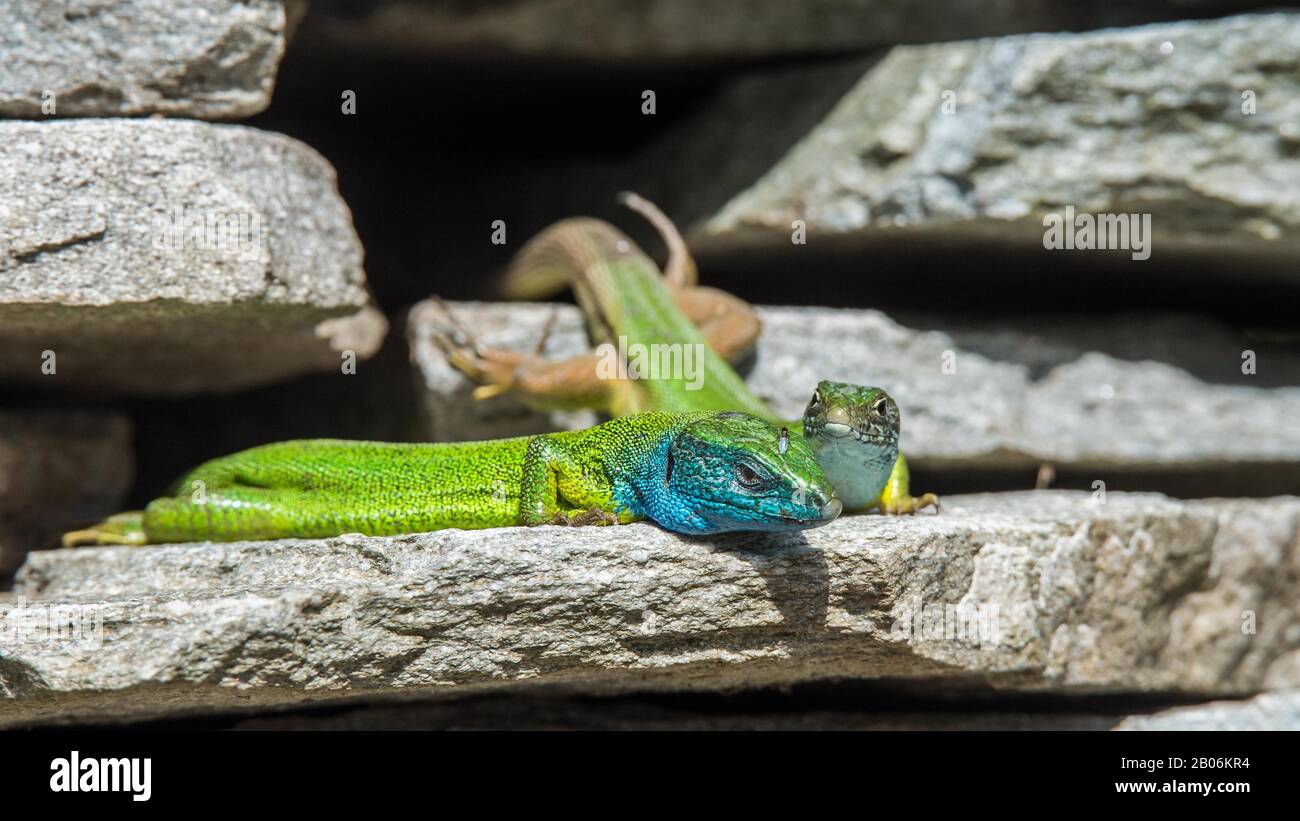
[780,497,842,527]
[807,420,897,447]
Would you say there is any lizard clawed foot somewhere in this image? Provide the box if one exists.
[549,509,620,527]
[877,493,941,516]
[428,296,556,401]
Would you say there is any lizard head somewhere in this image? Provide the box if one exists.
[662,412,841,534]
[801,381,902,509]
[803,381,900,445]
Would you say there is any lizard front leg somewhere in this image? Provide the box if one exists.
[875,454,940,515]
[517,434,629,527]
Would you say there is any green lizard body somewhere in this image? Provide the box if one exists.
[64,411,841,546]
[437,196,936,514]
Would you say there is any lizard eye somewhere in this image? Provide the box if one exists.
[872,397,889,417]
[811,390,822,407]
[734,462,767,490]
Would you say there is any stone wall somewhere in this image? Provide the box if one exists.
[2,3,1298,729]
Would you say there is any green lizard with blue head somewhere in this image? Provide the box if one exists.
[64,410,840,545]
[432,193,937,515]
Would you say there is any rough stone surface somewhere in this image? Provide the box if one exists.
[1116,690,1300,730]
[0,411,133,581]
[3,491,1299,727]
[294,1,1271,63]
[699,13,1300,261]
[0,1,290,119]
[0,119,386,395]
[896,310,1300,389]
[408,301,1300,474]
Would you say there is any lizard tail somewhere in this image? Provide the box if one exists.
[498,217,635,301]
[617,192,697,287]
[62,511,147,547]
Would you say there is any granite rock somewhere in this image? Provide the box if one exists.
[0,119,385,395]
[4,491,1298,727]
[699,14,1300,264]
[0,0,292,119]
